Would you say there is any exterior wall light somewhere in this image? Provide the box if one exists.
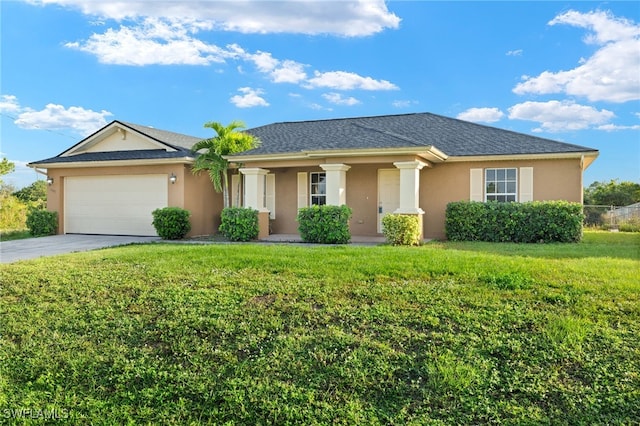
[46,177,54,185]
[169,173,177,184]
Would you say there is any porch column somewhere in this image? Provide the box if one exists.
[320,163,351,206]
[393,160,427,240]
[239,167,270,239]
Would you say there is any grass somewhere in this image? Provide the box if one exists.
[0,230,31,241]
[1,232,638,424]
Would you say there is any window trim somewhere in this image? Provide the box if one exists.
[309,172,326,206]
[484,167,517,202]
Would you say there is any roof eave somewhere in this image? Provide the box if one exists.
[27,157,196,169]
[446,151,599,164]
[226,146,449,163]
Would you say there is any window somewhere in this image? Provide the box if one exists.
[485,168,517,202]
[310,172,326,205]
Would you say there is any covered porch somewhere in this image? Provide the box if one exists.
[238,159,433,240]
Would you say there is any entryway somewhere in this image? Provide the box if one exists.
[377,169,400,233]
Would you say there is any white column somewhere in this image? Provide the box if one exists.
[239,168,270,212]
[320,163,351,206]
[393,160,426,214]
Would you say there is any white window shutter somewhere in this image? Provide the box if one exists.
[231,174,240,207]
[470,168,483,201]
[266,173,276,219]
[519,167,533,202]
[297,172,308,209]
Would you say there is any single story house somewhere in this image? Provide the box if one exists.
[29,112,598,240]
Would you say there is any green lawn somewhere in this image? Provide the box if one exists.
[1,232,638,424]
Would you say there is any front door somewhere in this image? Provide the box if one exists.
[378,169,400,233]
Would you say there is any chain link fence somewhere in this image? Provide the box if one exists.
[584,203,640,231]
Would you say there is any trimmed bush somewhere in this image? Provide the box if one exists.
[382,214,421,246]
[25,209,58,237]
[446,201,584,243]
[219,207,259,242]
[151,207,191,240]
[297,205,352,244]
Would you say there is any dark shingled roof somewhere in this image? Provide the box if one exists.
[240,112,597,157]
[117,121,203,151]
[30,113,598,167]
[30,150,194,165]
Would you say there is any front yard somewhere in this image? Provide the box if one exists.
[1,232,638,424]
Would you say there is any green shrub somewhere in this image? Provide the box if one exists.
[151,207,191,240]
[445,201,584,243]
[297,205,352,244]
[382,214,421,246]
[219,207,259,242]
[25,209,58,237]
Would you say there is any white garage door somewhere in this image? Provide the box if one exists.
[65,175,168,236]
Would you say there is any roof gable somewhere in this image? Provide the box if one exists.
[60,121,202,157]
[29,120,204,167]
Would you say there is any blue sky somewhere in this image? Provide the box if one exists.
[1,0,638,190]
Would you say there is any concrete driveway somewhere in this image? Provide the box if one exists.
[0,234,160,264]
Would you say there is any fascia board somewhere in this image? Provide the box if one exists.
[445,151,599,163]
[28,157,195,169]
[226,146,448,163]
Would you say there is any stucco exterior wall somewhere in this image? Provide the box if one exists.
[45,164,221,236]
[45,156,583,239]
[421,158,584,239]
[241,157,584,240]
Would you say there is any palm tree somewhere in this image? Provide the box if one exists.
[191,120,259,208]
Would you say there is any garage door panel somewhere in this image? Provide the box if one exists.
[65,175,168,236]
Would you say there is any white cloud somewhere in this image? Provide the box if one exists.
[549,9,639,44]
[322,93,361,106]
[230,87,269,108]
[1,94,112,136]
[271,60,308,84]
[16,104,113,136]
[513,10,640,103]
[508,100,614,132]
[62,17,396,94]
[0,95,21,113]
[457,107,504,123]
[306,71,398,91]
[392,100,419,108]
[243,52,307,84]
[28,0,401,37]
[65,18,230,65]
[506,49,523,56]
[597,123,640,131]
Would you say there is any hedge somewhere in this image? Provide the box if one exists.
[445,201,584,243]
[297,205,352,244]
[219,207,259,242]
[382,214,421,246]
[151,207,191,240]
[25,209,58,237]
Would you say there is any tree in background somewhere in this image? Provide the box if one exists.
[13,180,47,209]
[0,158,25,231]
[0,158,15,188]
[584,180,640,206]
[191,120,260,209]
[0,157,15,175]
